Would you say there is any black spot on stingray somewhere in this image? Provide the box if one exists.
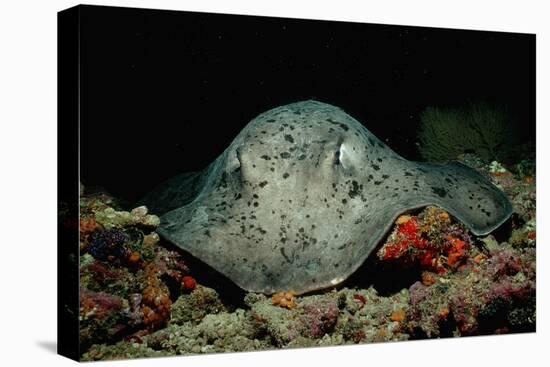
[280,152,291,159]
[253,202,259,207]
[382,174,390,179]
[284,134,295,143]
[404,171,413,177]
[270,168,275,172]
[280,248,292,263]
[253,194,259,199]
[374,181,382,185]
[260,155,271,160]
[267,119,276,122]
[342,199,347,204]
[372,164,380,170]
[326,118,349,131]
[377,158,383,162]
[282,172,290,179]
[431,187,447,198]
[234,193,242,200]
[348,180,361,198]
[445,177,453,184]
[298,154,306,160]
[259,181,268,188]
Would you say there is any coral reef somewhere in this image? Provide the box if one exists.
[79,192,194,351]
[406,243,535,336]
[417,103,519,162]
[79,153,535,361]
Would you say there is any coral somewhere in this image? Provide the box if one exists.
[79,216,99,239]
[94,206,160,229]
[139,262,172,330]
[298,297,339,338]
[250,296,305,346]
[271,290,297,309]
[489,160,507,174]
[87,229,129,261]
[406,243,535,337]
[243,292,267,307]
[181,275,197,291]
[170,286,226,325]
[377,206,471,273]
[143,309,270,355]
[79,288,130,349]
[79,191,198,354]
[417,103,518,162]
[81,341,170,361]
[390,309,406,322]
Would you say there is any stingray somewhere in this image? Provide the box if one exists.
[141,100,512,294]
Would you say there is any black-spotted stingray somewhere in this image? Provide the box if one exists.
[142,100,512,294]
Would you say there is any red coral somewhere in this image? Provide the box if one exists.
[446,237,467,267]
[379,211,472,274]
[181,276,197,291]
[381,217,428,260]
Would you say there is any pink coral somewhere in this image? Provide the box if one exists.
[299,298,339,338]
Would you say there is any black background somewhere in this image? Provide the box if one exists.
[79,5,535,203]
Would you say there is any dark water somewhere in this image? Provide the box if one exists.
[78,5,535,203]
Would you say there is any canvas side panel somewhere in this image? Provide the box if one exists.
[57,5,80,361]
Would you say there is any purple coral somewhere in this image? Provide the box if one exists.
[299,298,339,338]
[88,229,129,261]
[486,248,522,279]
[409,281,429,305]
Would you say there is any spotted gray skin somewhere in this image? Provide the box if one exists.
[142,100,512,295]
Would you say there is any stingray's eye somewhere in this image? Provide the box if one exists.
[337,144,353,171]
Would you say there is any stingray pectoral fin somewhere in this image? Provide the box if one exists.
[138,169,211,216]
[413,161,513,235]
